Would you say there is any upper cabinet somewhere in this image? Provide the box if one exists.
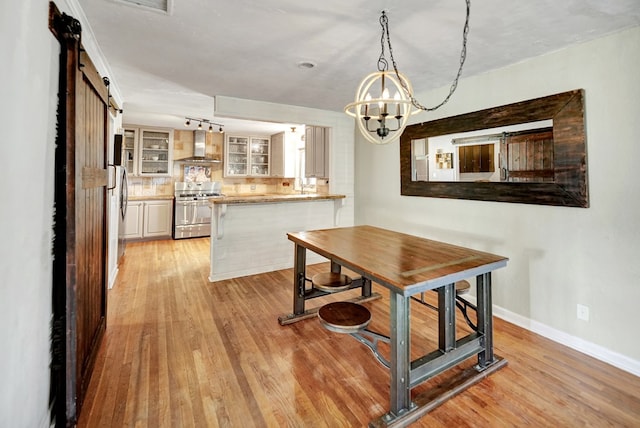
[270,131,297,178]
[122,126,174,177]
[122,129,137,173]
[225,136,249,176]
[249,137,270,176]
[305,126,329,178]
[225,135,270,177]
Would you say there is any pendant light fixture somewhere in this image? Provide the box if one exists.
[345,2,471,145]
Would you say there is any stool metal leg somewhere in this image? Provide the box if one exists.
[350,329,391,368]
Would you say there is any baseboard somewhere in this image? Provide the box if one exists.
[464,296,640,377]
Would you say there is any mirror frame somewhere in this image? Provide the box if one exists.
[400,89,588,207]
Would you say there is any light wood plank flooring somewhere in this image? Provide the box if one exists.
[78,238,640,427]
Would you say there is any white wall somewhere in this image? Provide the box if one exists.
[355,26,640,372]
[0,0,124,425]
[0,0,57,426]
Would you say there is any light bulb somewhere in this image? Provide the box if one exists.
[185,119,190,126]
[197,122,202,130]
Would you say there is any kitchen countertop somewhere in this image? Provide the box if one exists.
[128,195,175,201]
[211,193,345,205]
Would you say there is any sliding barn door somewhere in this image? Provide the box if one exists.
[50,5,110,425]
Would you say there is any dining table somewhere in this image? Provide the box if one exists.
[280,225,509,427]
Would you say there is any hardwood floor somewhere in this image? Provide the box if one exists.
[78,238,640,427]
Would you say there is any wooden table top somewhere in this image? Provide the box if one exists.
[288,225,508,295]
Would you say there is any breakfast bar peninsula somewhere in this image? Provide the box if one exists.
[208,193,346,281]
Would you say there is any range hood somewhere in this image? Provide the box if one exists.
[176,130,221,163]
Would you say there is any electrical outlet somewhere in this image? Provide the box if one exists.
[577,304,590,321]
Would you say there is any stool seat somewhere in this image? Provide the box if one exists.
[455,280,471,295]
[312,272,353,293]
[318,301,371,334]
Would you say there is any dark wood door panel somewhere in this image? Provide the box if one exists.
[49,5,109,425]
[74,69,108,406]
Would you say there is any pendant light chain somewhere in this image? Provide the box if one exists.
[382,0,471,112]
[377,13,390,72]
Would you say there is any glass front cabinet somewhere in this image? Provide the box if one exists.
[225,136,270,177]
[122,126,173,177]
[122,128,137,173]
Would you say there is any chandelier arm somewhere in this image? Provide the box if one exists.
[386,0,470,112]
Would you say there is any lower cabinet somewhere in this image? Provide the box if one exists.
[124,199,173,239]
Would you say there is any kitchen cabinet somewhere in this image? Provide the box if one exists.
[143,200,173,237]
[225,135,270,177]
[123,201,143,239]
[122,128,137,174]
[305,126,329,178]
[122,126,174,177]
[124,199,173,239]
[270,131,296,178]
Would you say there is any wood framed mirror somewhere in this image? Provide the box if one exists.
[400,89,588,207]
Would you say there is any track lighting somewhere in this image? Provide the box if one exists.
[184,117,224,133]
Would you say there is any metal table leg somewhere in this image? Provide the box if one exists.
[476,272,494,368]
[438,283,456,352]
[293,243,306,315]
[386,292,412,420]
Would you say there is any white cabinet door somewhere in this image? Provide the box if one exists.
[122,126,173,177]
[305,126,329,178]
[225,136,249,176]
[270,132,284,177]
[122,128,137,175]
[270,131,298,178]
[138,128,173,176]
[249,137,270,176]
[143,200,173,237]
[124,201,143,239]
[225,135,270,176]
[312,126,327,178]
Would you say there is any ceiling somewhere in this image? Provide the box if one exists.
[77,0,640,135]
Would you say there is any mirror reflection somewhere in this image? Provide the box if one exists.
[399,89,588,207]
[411,120,553,183]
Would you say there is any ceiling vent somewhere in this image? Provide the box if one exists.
[113,0,172,14]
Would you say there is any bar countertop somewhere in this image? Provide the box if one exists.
[211,193,345,205]
[128,195,175,201]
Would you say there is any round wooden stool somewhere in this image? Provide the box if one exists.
[318,301,371,334]
[455,280,471,295]
[312,272,352,293]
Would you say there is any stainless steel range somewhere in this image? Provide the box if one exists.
[172,181,223,239]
